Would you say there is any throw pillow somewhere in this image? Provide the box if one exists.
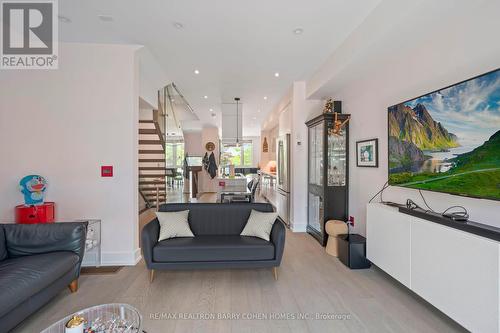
[240,209,279,241]
[156,210,194,241]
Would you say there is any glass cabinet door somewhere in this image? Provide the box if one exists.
[308,121,324,186]
[308,126,315,184]
[327,124,346,186]
[308,192,323,234]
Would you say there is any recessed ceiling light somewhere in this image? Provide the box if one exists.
[58,15,71,23]
[173,22,184,29]
[263,96,268,100]
[209,108,213,112]
[257,109,261,113]
[97,14,114,22]
[293,28,304,35]
[204,95,208,99]
[274,72,280,77]
[194,69,200,75]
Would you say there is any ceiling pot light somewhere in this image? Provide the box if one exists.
[58,15,71,23]
[209,108,213,112]
[204,95,208,99]
[293,28,304,35]
[194,69,200,74]
[257,109,261,113]
[97,14,114,22]
[263,96,268,100]
[173,22,184,29]
[274,72,280,77]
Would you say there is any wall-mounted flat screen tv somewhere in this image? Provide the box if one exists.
[388,68,500,201]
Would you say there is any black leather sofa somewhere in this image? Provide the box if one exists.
[0,222,87,332]
[142,203,285,282]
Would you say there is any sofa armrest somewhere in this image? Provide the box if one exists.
[141,218,160,268]
[270,218,286,264]
[3,222,87,262]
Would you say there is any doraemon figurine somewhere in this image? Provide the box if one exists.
[19,175,48,206]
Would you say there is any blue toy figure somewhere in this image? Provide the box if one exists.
[19,175,48,206]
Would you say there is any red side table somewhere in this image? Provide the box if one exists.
[15,202,55,224]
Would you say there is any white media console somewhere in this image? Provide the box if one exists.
[367,203,500,333]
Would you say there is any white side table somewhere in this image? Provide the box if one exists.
[76,219,101,267]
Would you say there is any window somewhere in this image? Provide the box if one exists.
[221,141,253,167]
[166,141,184,168]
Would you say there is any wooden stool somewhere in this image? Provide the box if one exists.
[325,220,348,257]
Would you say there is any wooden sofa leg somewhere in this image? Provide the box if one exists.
[150,269,155,283]
[273,267,278,281]
[68,279,78,293]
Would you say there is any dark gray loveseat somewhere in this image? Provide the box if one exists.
[0,222,87,332]
[142,203,285,281]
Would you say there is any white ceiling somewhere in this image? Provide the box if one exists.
[58,0,380,136]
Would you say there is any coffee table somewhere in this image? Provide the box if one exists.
[40,303,142,333]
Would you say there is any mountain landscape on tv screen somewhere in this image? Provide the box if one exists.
[388,69,500,200]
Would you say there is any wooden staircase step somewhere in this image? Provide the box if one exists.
[149,202,166,206]
[139,174,166,178]
[139,167,167,171]
[140,189,166,193]
[139,140,163,145]
[139,150,165,154]
[140,185,166,189]
[139,181,165,185]
[139,158,165,163]
[145,194,166,197]
[139,129,158,134]
[139,120,155,124]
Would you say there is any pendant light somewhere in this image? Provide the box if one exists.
[235,97,241,145]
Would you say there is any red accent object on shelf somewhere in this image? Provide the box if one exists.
[15,202,55,224]
[349,216,355,226]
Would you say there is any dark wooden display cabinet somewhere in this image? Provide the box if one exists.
[305,113,350,246]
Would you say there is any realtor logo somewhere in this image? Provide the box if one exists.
[1,0,58,69]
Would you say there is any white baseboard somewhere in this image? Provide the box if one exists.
[134,248,142,264]
[101,248,141,266]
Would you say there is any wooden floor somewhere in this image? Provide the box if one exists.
[13,231,465,333]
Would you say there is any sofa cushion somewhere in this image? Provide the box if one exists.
[153,235,275,262]
[0,251,79,318]
[158,203,275,236]
[156,210,194,241]
[0,227,7,261]
[241,210,279,241]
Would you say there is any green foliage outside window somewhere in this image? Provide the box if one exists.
[221,142,253,167]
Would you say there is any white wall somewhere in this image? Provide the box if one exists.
[244,136,261,168]
[199,126,220,192]
[183,130,204,160]
[306,0,500,233]
[261,82,323,231]
[137,47,170,108]
[0,42,142,265]
[259,126,278,172]
[290,82,323,231]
